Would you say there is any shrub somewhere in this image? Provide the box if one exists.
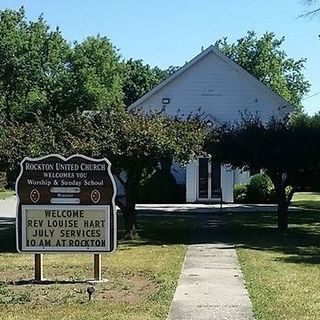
[138,169,185,203]
[234,184,248,203]
[246,173,275,203]
[234,173,277,203]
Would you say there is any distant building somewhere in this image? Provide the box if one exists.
[129,46,292,203]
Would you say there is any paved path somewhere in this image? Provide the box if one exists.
[137,203,278,214]
[0,198,280,220]
[167,214,255,320]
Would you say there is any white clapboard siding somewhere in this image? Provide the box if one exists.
[130,46,292,123]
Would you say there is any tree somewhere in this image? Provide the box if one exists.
[206,114,320,231]
[121,59,180,108]
[68,111,206,238]
[0,114,72,186]
[66,35,123,114]
[215,31,310,112]
[300,0,320,17]
[121,59,167,108]
[0,7,125,120]
[0,7,178,119]
[0,110,206,238]
[0,7,71,121]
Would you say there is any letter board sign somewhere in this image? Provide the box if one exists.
[16,154,117,253]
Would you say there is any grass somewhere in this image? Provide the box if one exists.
[228,210,320,320]
[2,199,318,320]
[292,192,320,210]
[0,189,14,200]
[0,214,196,320]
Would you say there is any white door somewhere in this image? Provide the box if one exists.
[198,157,221,201]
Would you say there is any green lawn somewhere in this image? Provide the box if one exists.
[2,205,319,320]
[292,192,320,210]
[0,189,14,200]
[228,210,320,320]
[0,215,195,320]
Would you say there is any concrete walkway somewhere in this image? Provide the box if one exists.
[0,197,281,220]
[167,214,255,320]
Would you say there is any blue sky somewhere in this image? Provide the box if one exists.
[0,0,319,114]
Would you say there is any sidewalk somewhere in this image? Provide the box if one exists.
[0,198,280,220]
[167,214,255,320]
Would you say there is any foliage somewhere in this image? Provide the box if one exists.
[234,183,248,203]
[66,111,206,236]
[234,174,276,204]
[0,8,162,120]
[0,110,206,236]
[63,110,206,169]
[215,31,310,112]
[0,172,6,189]
[0,7,71,121]
[138,169,186,203]
[246,173,275,203]
[121,59,167,108]
[206,113,320,230]
[0,115,69,171]
[66,36,123,114]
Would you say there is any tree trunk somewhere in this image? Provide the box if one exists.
[123,188,137,239]
[123,205,137,240]
[270,173,289,232]
[273,180,289,232]
[122,167,143,239]
[277,190,288,232]
[115,196,137,239]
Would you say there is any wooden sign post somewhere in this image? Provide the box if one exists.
[34,253,43,282]
[94,254,102,281]
[16,154,117,282]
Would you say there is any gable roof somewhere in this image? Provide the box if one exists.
[129,45,293,113]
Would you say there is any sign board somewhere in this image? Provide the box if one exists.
[16,154,117,253]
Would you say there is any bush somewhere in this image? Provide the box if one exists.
[234,184,248,203]
[234,174,276,203]
[246,173,275,203]
[138,169,185,203]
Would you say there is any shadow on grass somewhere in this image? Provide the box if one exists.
[118,215,198,246]
[2,208,319,265]
[118,213,234,247]
[228,210,320,265]
[0,214,199,252]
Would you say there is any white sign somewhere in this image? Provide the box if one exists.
[21,205,110,252]
[16,154,117,253]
